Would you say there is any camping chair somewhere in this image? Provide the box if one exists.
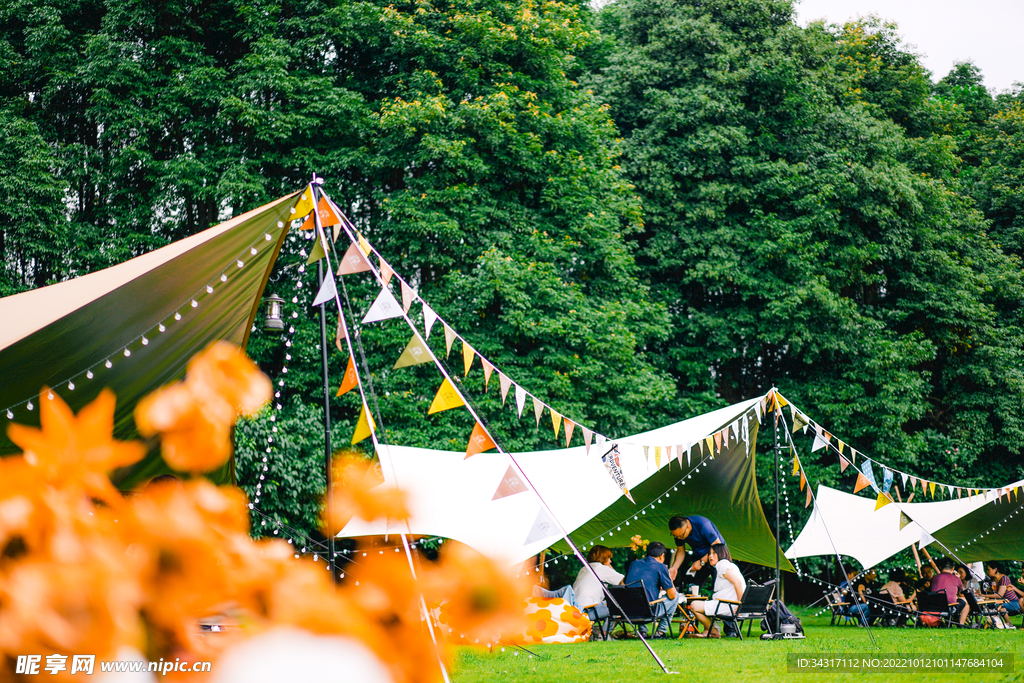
[869,591,912,627]
[605,582,674,639]
[916,591,954,628]
[705,582,775,641]
[964,592,1005,629]
[825,590,852,626]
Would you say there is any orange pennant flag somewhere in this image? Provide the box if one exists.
[805,485,813,508]
[462,341,475,376]
[317,195,340,226]
[920,478,927,494]
[854,473,870,494]
[839,456,850,473]
[714,431,722,453]
[564,420,575,447]
[401,280,415,314]
[428,378,465,414]
[379,257,394,285]
[336,356,358,396]
[465,422,497,459]
[301,212,315,231]
[799,471,806,491]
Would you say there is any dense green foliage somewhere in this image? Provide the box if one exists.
[1,0,1022,561]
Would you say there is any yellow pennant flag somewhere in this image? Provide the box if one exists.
[551,410,562,439]
[356,232,371,256]
[875,492,893,511]
[444,324,456,358]
[428,378,465,414]
[351,404,376,445]
[792,456,800,476]
[290,185,315,221]
[705,435,714,454]
[465,422,496,459]
[394,334,432,369]
[837,440,846,455]
[306,237,326,264]
[462,341,475,376]
[655,446,662,469]
[336,356,359,396]
[929,481,936,498]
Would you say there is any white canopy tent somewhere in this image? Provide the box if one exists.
[338,395,786,566]
[784,484,1002,569]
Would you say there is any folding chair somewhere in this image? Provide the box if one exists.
[869,591,912,627]
[706,583,775,641]
[916,590,954,627]
[825,591,852,626]
[964,592,1005,629]
[606,582,674,638]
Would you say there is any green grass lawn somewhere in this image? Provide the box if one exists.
[452,609,1024,682]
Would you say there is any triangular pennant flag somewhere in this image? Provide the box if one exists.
[910,476,917,489]
[524,507,560,546]
[596,434,607,445]
[861,460,878,492]
[686,445,692,467]
[336,356,358,397]
[755,400,763,423]
[551,410,562,439]
[423,303,438,339]
[356,232,371,256]
[837,440,846,455]
[799,471,806,491]
[465,422,497,459]
[900,471,908,488]
[317,195,341,227]
[874,492,893,510]
[929,481,936,498]
[362,286,403,324]
[379,257,394,285]
[492,465,528,500]
[462,341,475,376]
[500,374,513,405]
[805,485,813,508]
[957,488,962,499]
[427,378,465,414]
[393,333,433,369]
[853,473,870,494]
[776,392,789,408]
[301,212,315,231]
[919,530,935,549]
[401,280,415,314]
[722,427,729,450]
[351,404,376,445]
[654,446,662,469]
[533,397,544,426]
[335,315,348,353]
[839,456,850,473]
[899,511,912,530]
[601,445,634,503]
[515,385,526,417]
[311,270,338,307]
[481,358,495,390]
[705,435,714,454]
[882,467,893,494]
[306,235,326,264]
[582,427,593,455]
[337,242,371,275]
[947,484,953,498]
[714,431,722,453]
[643,445,650,464]
[291,186,315,221]
[811,427,829,452]
[443,324,456,358]
[792,456,800,476]
[791,407,808,433]
[920,478,927,494]
[849,448,857,463]
[564,420,575,447]
[327,197,347,242]
[677,444,687,468]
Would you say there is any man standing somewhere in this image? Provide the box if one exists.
[624,542,682,638]
[667,515,723,590]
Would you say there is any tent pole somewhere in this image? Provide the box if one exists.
[317,258,336,579]
[773,389,781,635]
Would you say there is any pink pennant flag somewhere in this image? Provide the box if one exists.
[499,373,512,405]
[492,465,528,500]
[379,257,394,284]
[481,358,495,390]
[401,280,415,314]
[337,243,370,275]
[839,456,850,473]
[722,428,729,450]
[582,426,593,455]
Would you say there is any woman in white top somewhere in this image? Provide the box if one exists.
[571,545,624,617]
[687,543,745,638]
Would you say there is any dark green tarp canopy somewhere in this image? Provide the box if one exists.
[932,483,1024,562]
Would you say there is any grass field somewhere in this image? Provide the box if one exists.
[451,609,1024,682]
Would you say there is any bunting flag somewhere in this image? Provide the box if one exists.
[500,374,512,405]
[443,324,456,358]
[722,427,729,450]
[919,530,935,549]
[799,471,806,491]
[791,408,808,433]
[551,410,562,439]
[300,212,315,231]
[839,456,850,473]
[337,243,371,275]
[900,471,909,488]
[582,426,593,455]
[356,233,371,256]
[379,257,394,285]
[423,303,438,339]
[643,445,650,466]
[957,488,962,499]
[465,422,497,459]
[853,473,870,494]
[532,397,544,426]
[755,400,763,423]
[850,448,857,463]
[861,460,878,492]
[882,467,893,494]
[654,446,662,470]
[306,235,326,264]
[462,341,475,376]
[677,444,687,468]
[811,427,829,452]
[686,445,692,467]
[875,492,893,511]
[947,485,954,498]
[837,440,846,455]
[714,432,722,453]
[899,511,912,531]
[317,195,341,227]
[601,445,634,503]
[428,378,465,414]
[393,333,432,369]
[335,315,348,353]
[792,456,800,476]
[361,286,403,324]
[351,404,376,445]
[482,358,495,390]
[595,433,606,446]
[515,385,526,417]
[400,280,415,314]
[805,486,813,508]
[326,197,347,242]
[704,435,714,454]
[910,476,917,489]
[291,186,315,220]
[311,270,338,307]
[920,478,927,494]
[928,481,935,498]
[524,507,560,546]
[336,356,359,397]
[492,465,528,500]
[564,420,575,447]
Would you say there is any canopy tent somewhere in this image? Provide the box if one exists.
[339,395,794,570]
[784,485,994,569]
[932,484,1024,562]
[0,191,302,488]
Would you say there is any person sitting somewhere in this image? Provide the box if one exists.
[571,545,624,627]
[931,557,971,627]
[623,541,681,639]
[912,543,939,592]
[984,561,1020,629]
[686,543,745,639]
[880,568,916,609]
[839,569,870,624]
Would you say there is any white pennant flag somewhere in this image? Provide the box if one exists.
[811,427,829,452]
[422,303,438,339]
[947,484,953,497]
[499,373,512,405]
[596,433,606,446]
[361,286,403,323]
[524,507,560,546]
[730,421,739,442]
[755,400,763,423]
[515,385,527,418]
[918,530,935,549]
[901,471,908,488]
[311,270,338,307]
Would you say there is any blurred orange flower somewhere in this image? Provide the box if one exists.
[323,454,409,535]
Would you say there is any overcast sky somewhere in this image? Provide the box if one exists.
[794,0,1023,93]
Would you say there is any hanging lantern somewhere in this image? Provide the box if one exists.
[262,294,285,333]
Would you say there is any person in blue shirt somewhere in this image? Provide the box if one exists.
[623,542,682,638]
[667,515,723,591]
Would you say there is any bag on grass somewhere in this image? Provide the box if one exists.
[919,612,941,628]
[762,600,804,634]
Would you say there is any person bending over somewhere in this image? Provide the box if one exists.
[667,515,723,591]
[623,542,681,639]
[687,543,746,639]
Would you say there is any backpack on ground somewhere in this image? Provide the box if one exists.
[762,600,804,635]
